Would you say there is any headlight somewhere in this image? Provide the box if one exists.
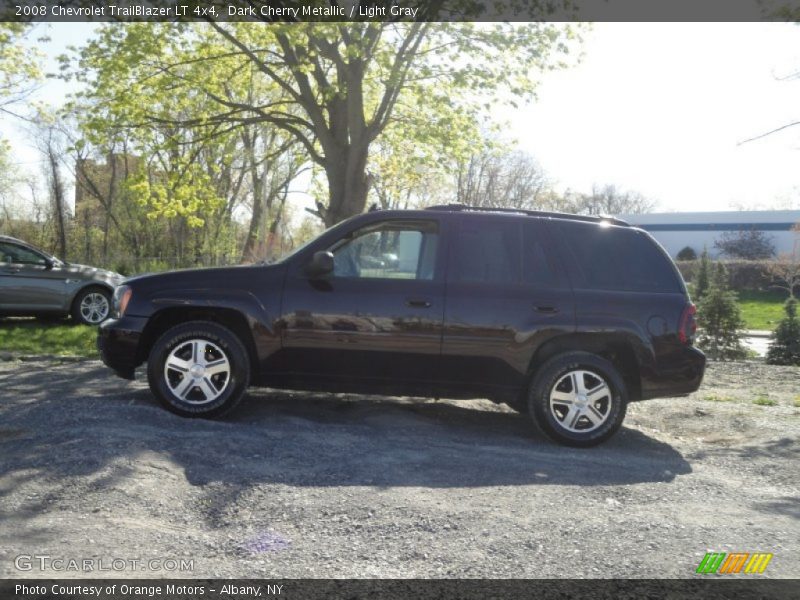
[112,285,132,318]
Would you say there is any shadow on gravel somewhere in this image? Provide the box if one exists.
[754,497,800,520]
[0,362,692,517]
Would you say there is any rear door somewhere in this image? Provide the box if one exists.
[439,215,575,397]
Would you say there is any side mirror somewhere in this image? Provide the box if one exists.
[43,258,55,270]
[305,251,334,278]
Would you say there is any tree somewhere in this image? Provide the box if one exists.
[367,131,451,211]
[767,222,800,299]
[696,262,747,360]
[0,24,44,227]
[0,23,42,114]
[695,247,711,299]
[714,227,776,260]
[765,298,800,366]
[68,20,576,226]
[29,118,70,260]
[65,25,306,267]
[575,184,656,216]
[455,146,551,211]
[676,246,697,261]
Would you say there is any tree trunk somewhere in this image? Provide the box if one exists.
[47,144,68,260]
[241,129,266,263]
[323,141,370,227]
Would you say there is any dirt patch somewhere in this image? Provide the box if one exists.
[0,359,798,578]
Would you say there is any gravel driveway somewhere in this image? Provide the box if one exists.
[0,359,798,578]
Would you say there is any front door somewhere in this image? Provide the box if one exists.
[0,241,66,312]
[277,217,446,395]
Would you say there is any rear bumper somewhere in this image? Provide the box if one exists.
[639,346,706,400]
[97,316,148,380]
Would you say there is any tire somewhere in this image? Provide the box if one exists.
[71,287,112,325]
[147,321,250,418]
[528,351,628,447]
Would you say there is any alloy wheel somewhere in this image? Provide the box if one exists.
[79,292,110,324]
[548,369,612,433]
[163,339,231,405]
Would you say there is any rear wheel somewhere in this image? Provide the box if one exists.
[528,351,627,447]
[147,321,250,418]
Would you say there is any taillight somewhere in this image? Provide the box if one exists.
[678,303,697,344]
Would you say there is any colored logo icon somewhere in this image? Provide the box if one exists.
[696,552,773,574]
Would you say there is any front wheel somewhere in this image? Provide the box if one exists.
[528,351,628,447]
[72,287,111,325]
[147,321,250,418]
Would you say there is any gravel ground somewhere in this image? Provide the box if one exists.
[0,359,798,579]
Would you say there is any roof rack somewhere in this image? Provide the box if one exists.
[424,204,630,227]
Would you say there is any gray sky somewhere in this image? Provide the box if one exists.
[1,22,798,214]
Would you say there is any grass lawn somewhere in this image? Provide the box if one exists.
[0,319,99,358]
[736,290,789,331]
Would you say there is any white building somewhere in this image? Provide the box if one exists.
[617,210,800,259]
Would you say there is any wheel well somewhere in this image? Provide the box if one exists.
[136,307,259,376]
[528,334,642,401]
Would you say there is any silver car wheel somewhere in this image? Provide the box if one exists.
[79,292,110,324]
[549,369,612,433]
[164,339,231,405]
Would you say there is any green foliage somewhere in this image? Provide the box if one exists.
[752,395,777,407]
[0,23,43,107]
[695,247,710,300]
[676,246,697,261]
[124,164,225,228]
[703,394,735,403]
[0,320,98,358]
[697,262,747,360]
[64,22,579,225]
[765,298,800,366]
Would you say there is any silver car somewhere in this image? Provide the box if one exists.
[0,235,123,325]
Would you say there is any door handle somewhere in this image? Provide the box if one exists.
[406,298,432,308]
[534,305,559,314]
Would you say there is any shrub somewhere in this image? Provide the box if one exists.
[676,246,697,261]
[697,263,747,360]
[765,298,800,366]
[752,395,777,406]
[677,259,787,292]
[695,248,710,299]
[714,228,776,260]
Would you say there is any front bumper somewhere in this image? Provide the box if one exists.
[97,315,148,380]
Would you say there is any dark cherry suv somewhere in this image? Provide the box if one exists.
[98,205,705,446]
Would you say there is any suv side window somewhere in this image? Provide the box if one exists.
[330,220,438,280]
[522,222,561,288]
[450,219,521,285]
[0,242,47,266]
[557,222,681,293]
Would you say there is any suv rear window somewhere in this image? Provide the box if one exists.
[556,221,681,293]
